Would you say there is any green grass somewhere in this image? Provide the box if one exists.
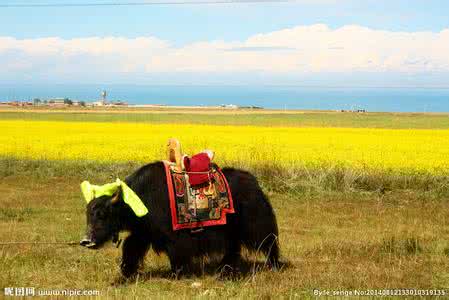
[1,170,448,298]
[1,158,449,298]
[2,158,449,196]
[2,110,449,129]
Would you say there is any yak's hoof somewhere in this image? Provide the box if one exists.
[121,269,138,280]
[170,266,184,279]
[217,265,241,281]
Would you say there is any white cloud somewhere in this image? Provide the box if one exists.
[1,24,449,82]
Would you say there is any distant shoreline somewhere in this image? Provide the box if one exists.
[1,105,449,116]
[2,85,449,113]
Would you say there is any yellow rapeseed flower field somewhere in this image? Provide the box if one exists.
[2,120,449,173]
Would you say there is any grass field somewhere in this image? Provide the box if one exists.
[2,108,449,129]
[1,109,448,298]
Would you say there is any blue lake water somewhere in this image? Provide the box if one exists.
[1,84,449,112]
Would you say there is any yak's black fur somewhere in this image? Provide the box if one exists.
[82,161,280,278]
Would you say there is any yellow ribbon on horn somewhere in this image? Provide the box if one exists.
[80,179,148,217]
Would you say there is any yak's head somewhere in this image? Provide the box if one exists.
[80,192,121,249]
[79,179,148,249]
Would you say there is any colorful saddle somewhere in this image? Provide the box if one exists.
[164,139,234,231]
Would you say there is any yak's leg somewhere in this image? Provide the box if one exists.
[219,239,241,271]
[167,247,192,278]
[120,234,151,278]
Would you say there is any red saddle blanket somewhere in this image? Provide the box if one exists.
[163,161,235,231]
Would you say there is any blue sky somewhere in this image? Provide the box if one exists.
[2,0,449,43]
[1,0,449,86]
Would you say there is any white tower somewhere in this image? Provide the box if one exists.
[101,90,107,105]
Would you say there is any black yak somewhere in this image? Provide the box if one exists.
[80,161,280,278]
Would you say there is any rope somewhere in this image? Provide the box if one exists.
[173,170,215,174]
[0,0,294,8]
[0,241,78,246]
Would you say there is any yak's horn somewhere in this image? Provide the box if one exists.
[110,191,121,204]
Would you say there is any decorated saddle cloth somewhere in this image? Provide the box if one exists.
[163,161,235,231]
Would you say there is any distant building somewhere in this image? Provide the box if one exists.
[239,105,263,109]
[92,101,104,106]
[339,109,367,113]
[90,100,127,107]
[48,98,67,106]
[220,104,238,109]
[109,100,127,106]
